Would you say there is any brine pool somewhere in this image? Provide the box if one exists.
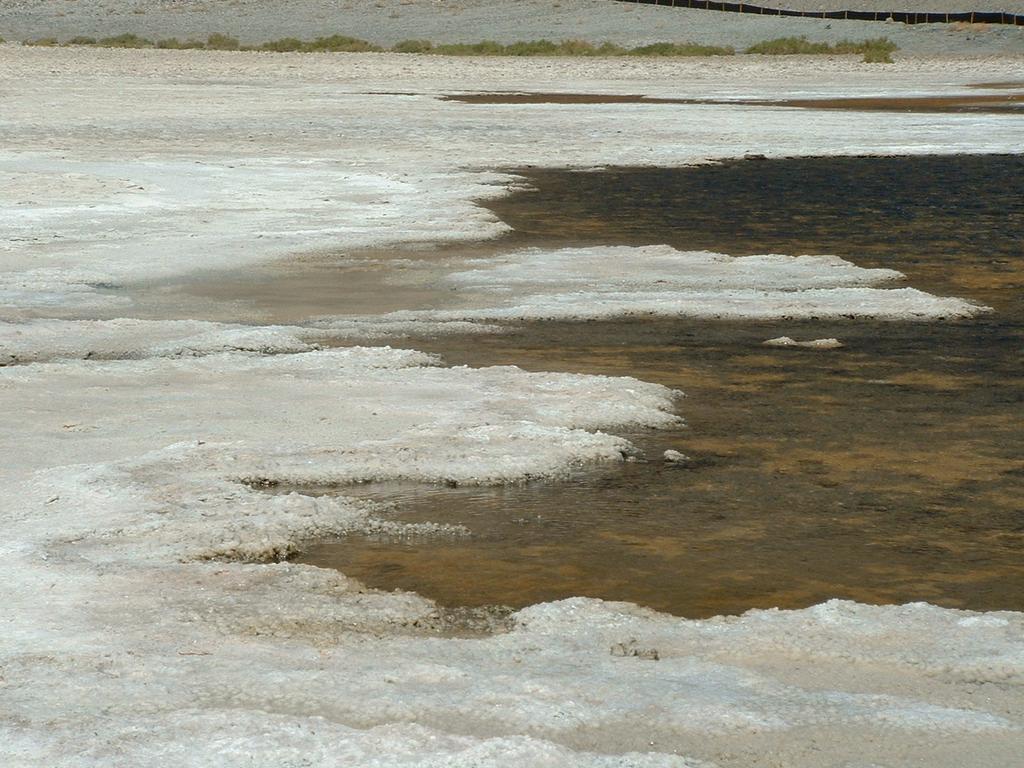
[204,153,1022,618]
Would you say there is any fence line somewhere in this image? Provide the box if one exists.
[611,0,1024,25]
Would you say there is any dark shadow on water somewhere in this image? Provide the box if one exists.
[298,154,1024,618]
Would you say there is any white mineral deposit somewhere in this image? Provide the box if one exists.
[1,9,1022,766]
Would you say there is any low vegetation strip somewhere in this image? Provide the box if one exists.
[611,0,1024,26]
[746,36,897,61]
[21,34,899,61]
[23,34,736,56]
[28,33,384,52]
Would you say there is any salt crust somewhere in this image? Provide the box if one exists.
[0,246,984,367]
[391,245,987,322]
[0,317,498,364]
[447,247,907,291]
[3,347,1023,766]
[2,49,1023,314]
[3,716,710,767]
[764,336,844,349]
[2,50,1023,765]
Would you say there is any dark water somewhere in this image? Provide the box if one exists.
[298,154,1024,618]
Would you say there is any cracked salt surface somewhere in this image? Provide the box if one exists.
[2,48,1023,765]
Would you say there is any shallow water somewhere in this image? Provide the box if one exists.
[285,154,1024,618]
[300,317,1023,618]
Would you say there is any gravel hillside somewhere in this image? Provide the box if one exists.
[0,0,1022,57]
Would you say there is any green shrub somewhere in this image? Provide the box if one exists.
[556,39,597,55]
[155,37,207,49]
[393,38,629,57]
[97,33,153,48]
[303,35,380,52]
[861,47,894,63]
[629,42,734,56]
[594,41,628,56]
[835,37,897,63]
[504,39,562,56]
[745,36,831,55]
[259,37,306,52]
[746,35,896,61]
[551,39,628,56]
[432,40,506,55]
[392,39,435,53]
[25,32,890,61]
[833,37,896,55]
[204,33,240,50]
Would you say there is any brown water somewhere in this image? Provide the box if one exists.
[443,90,1024,113]
[284,154,1023,618]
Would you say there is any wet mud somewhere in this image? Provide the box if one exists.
[969,80,1024,89]
[177,249,474,323]
[286,154,1021,618]
[444,91,1024,113]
